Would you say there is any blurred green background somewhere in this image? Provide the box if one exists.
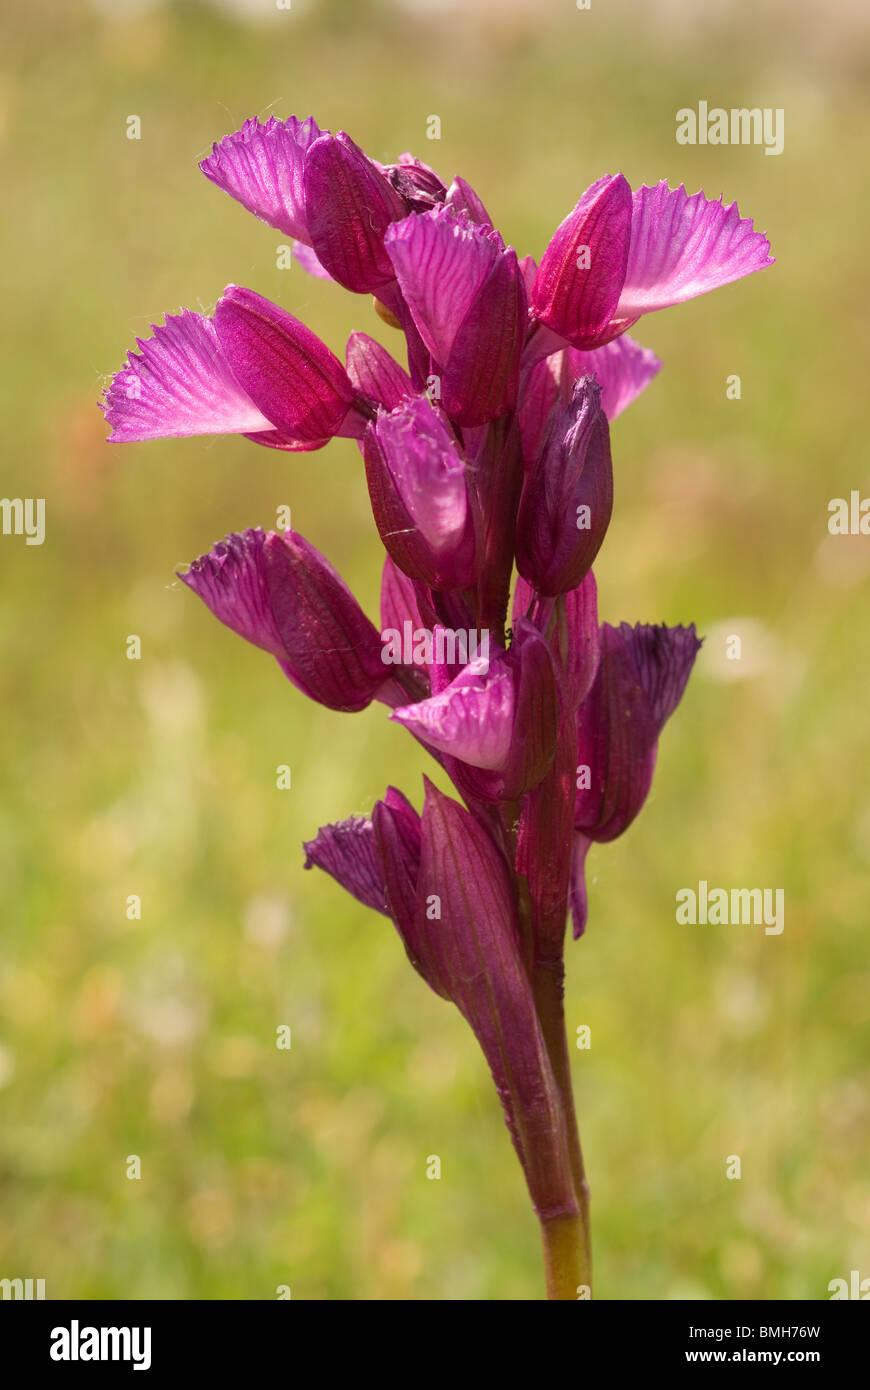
[1,0,868,1300]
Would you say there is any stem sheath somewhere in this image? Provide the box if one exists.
[535,960,592,1296]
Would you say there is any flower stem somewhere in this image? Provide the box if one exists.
[540,1211,590,1300]
[534,960,592,1296]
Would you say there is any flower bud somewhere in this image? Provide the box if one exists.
[516,377,613,597]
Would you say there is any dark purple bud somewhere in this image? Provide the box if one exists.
[518,335,662,465]
[382,153,448,212]
[180,528,391,712]
[575,621,702,842]
[569,622,701,935]
[516,377,613,597]
[363,396,481,591]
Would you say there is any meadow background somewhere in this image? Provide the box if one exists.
[0,0,868,1299]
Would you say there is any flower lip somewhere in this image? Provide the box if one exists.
[391,654,515,771]
[101,309,275,443]
[180,526,393,714]
[199,114,323,245]
[615,181,774,319]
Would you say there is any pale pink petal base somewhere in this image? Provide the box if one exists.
[102,310,272,442]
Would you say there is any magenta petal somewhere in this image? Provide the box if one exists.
[179,528,285,656]
[517,352,563,468]
[565,335,661,421]
[616,182,774,319]
[391,621,557,795]
[557,573,601,707]
[519,335,660,464]
[518,254,538,296]
[199,115,322,243]
[263,530,391,712]
[243,428,331,453]
[182,527,390,712]
[569,832,592,939]
[391,655,516,770]
[441,245,528,427]
[575,621,702,841]
[513,570,600,709]
[363,396,481,591]
[377,557,431,705]
[102,309,274,442]
[304,132,407,294]
[532,174,632,350]
[214,285,357,443]
[371,788,443,994]
[384,206,500,364]
[499,621,560,800]
[621,620,703,728]
[303,816,388,915]
[292,240,333,279]
[346,332,413,410]
[445,175,492,227]
[380,554,424,633]
[470,416,526,640]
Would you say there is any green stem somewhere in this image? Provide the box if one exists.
[503,811,593,1297]
[540,1211,591,1300]
[534,959,592,1296]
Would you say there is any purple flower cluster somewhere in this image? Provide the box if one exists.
[103,116,772,1294]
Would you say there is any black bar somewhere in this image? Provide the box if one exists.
[1,1298,865,1374]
